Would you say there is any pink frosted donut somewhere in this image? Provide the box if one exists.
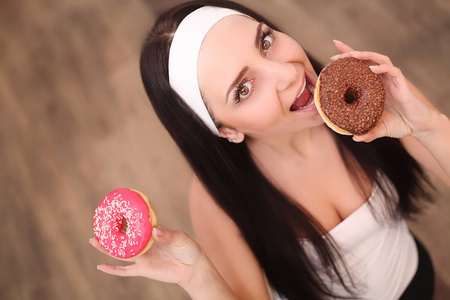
[93,188,158,258]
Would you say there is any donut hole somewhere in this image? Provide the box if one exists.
[344,88,359,104]
[120,217,128,233]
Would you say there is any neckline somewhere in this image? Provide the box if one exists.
[327,180,379,237]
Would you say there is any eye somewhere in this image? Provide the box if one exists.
[234,79,254,104]
[260,27,274,53]
[240,84,249,96]
[262,36,272,51]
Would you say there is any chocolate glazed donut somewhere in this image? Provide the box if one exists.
[314,57,386,135]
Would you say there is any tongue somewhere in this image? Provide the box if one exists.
[290,88,310,111]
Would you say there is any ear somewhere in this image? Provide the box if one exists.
[218,127,245,143]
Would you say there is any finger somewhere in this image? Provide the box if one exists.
[369,64,403,78]
[330,51,360,61]
[90,237,135,262]
[333,40,355,53]
[97,263,139,277]
[349,51,393,66]
[370,65,408,89]
[353,133,377,143]
[152,227,194,248]
[90,237,110,255]
[353,122,388,142]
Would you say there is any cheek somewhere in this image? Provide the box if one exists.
[273,35,307,59]
[234,95,283,128]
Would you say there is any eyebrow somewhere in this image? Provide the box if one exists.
[255,22,263,48]
[225,23,263,103]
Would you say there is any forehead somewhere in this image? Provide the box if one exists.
[197,15,258,98]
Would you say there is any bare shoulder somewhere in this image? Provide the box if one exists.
[189,175,217,212]
[189,175,231,228]
[188,174,242,250]
[188,175,272,300]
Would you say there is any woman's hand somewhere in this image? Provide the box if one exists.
[90,227,203,286]
[331,40,440,142]
[90,227,238,300]
[332,40,450,180]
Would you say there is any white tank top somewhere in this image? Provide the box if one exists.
[271,174,418,300]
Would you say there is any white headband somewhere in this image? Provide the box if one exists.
[168,6,245,135]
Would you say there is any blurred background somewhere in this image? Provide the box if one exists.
[1,0,449,299]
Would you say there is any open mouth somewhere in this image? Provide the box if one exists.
[289,74,316,111]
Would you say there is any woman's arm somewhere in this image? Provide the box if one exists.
[399,82,450,186]
[91,226,237,300]
[189,175,273,300]
[354,57,450,181]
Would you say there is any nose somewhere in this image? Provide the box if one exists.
[262,60,297,92]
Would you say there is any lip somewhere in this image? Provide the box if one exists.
[289,72,316,112]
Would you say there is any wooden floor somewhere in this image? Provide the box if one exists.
[1,0,449,299]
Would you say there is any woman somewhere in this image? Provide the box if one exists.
[91,0,450,299]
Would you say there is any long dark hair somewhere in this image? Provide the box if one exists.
[140,1,433,298]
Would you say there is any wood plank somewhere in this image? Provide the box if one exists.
[0,0,448,299]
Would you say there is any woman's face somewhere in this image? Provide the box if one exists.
[197,15,323,140]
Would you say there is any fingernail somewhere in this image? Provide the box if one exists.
[330,54,341,60]
[154,227,164,237]
[333,39,342,44]
[89,238,92,244]
[349,51,360,55]
[353,135,365,142]
[96,265,100,270]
